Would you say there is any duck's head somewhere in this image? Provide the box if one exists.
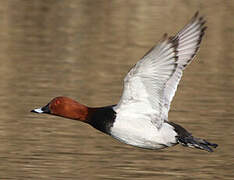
[31,96,90,121]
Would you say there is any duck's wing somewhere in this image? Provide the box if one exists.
[114,12,206,128]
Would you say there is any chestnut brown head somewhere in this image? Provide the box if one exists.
[31,96,89,122]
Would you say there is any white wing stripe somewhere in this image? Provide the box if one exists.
[178,43,200,51]
[179,34,201,44]
[179,23,201,37]
[179,30,203,42]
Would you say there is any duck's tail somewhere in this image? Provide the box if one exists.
[168,122,218,152]
[178,134,218,152]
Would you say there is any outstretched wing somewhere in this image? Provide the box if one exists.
[114,12,206,128]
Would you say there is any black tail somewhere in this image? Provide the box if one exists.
[168,122,218,152]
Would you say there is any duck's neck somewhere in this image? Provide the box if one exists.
[85,106,117,134]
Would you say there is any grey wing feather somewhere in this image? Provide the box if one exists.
[162,12,206,120]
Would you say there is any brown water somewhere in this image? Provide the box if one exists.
[0,1,233,179]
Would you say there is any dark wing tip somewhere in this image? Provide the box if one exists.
[162,33,168,41]
[194,11,199,18]
[190,11,199,23]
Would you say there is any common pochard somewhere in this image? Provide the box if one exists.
[32,12,218,152]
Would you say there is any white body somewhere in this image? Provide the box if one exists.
[111,104,177,149]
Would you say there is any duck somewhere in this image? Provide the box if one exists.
[31,12,218,152]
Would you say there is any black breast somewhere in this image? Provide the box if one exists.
[88,105,116,135]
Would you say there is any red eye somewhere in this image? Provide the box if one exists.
[55,99,60,105]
